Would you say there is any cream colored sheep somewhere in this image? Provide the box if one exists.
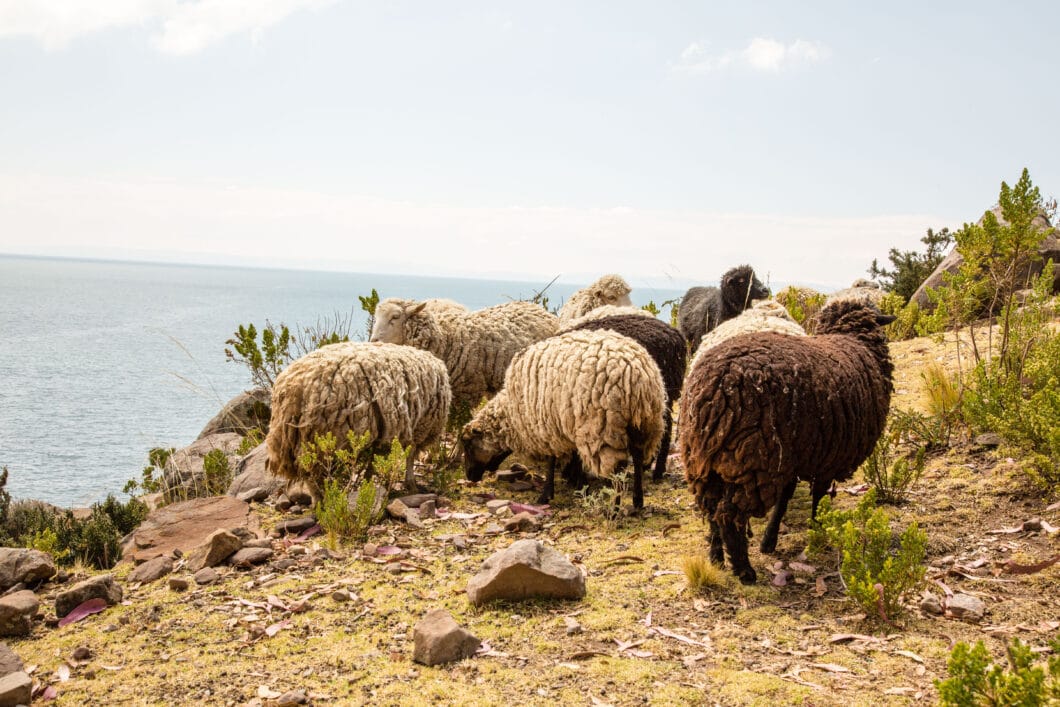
[689,299,806,370]
[557,274,633,321]
[461,329,665,510]
[558,304,652,332]
[266,342,451,492]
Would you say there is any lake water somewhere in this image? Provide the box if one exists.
[0,256,682,506]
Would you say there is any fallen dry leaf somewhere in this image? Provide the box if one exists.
[661,523,681,537]
[55,664,70,682]
[601,555,644,566]
[789,562,816,574]
[811,662,851,673]
[265,619,292,638]
[257,685,281,699]
[893,650,924,663]
[1002,554,1060,575]
[57,598,108,627]
[649,626,713,650]
[814,576,827,596]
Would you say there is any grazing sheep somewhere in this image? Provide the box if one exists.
[680,300,895,583]
[370,298,558,411]
[690,299,806,370]
[563,314,686,482]
[558,275,633,321]
[558,304,652,331]
[677,265,771,353]
[461,329,666,510]
[266,342,451,492]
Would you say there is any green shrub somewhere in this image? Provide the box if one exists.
[237,427,264,456]
[641,298,681,328]
[868,226,953,303]
[860,420,927,505]
[94,494,149,535]
[202,448,233,496]
[776,286,827,332]
[807,490,926,621]
[937,636,1060,706]
[124,447,174,496]
[574,470,630,528]
[316,477,357,549]
[358,288,380,340]
[0,468,11,544]
[225,321,292,389]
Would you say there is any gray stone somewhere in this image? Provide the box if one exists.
[467,539,586,605]
[0,671,31,707]
[948,593,986,622]
[55,575,122,619]
[0,548,56,591]
[974,432,1004,448]
[496,468,526,483]
[275,494,292,512]
[418,500,437,519]
[236,487,268,503]
[0,643,24,678]
[168,577,190,592]
[404,509,425,529]
[186,530,242,572]
[227,443,290,498]
[243,538,274,549]
[486,499,510,513]
[508,481,536,492]
[228,548,274,567]
[398,493,437,509]
[197,388,271,439]
[0,592,38,637]
[193,568,219,585]
[503,512,540,533]
[288,491,313,508]
[161,432,244,502]
[920,594,943,615]
[127,556,174,585]
[386,498,410,520]
[275,689,308,706]
[279,517,317,535]
[412,609,481,666]
[123,496,256,564]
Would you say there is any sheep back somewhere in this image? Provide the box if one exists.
[681,301,893,523]
[558,274,633,321]
[558,305,652,331]
[690,300,806,370]
[266,342,451,482]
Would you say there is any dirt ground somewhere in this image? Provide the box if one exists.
[12,331,1060,706]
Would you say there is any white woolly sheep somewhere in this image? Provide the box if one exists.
[557,275,633,321]
[689,299,806,370]
[558,304,653,332]
[824,279,885,308]
[266,342,451,492]
[461,329,666,510]
[370,298,558,412]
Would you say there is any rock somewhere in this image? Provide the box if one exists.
[226,440,294,498]
[0,643,24,678]
[495,468,526,483]
[1022,518,1042,532]
[974,432,1004,448]
[272,559,297,571]
[494,506,513,519]
[508,481,536,492]
[289,505,304,515]
[0,671,31,706]
[123,496,257,564]
[920,594,943,615]
[412,609,481,666]
[483,524,504,535]
[275,689,308,706]
[948,593,986,622]
[198,388,271,439]
[386,498,410,520]
[418,499,437,519]
[563,616,583,636]
[288,491,313,508]
[331,590,352,603]
[0,592,38,637]
[185,530,242,572]
[127,556,174,585]
[398,493,437,509]
[503,512,540,533]
[0,548,56,591]
[193,568,219,586]
[71,646,92,662]
[55,575,122,619]
[279,517,317,535]
[168,577,190,592]
[467,539,586,605]
[362,543,379,557]
[161,432,244,502]
[911,206,1059,310]
[275,494,292,512]
[228,548,274,568]
[509,463,529,474]
[486,499,511,514]
[243,538,274,549]
[404,509,425,529]
[236,487,268,503]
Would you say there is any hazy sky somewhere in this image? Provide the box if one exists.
[1,1,1057,287]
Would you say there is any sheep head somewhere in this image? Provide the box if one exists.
[460,397,513,482]
[595,274,633,307]
[370,299,428,345]
[720,265,770,313]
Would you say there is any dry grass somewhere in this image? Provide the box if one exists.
[10,329,1060,706]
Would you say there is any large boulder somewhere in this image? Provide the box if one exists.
[911,207,1060,310]
[0,549,55,591]
[466,539,586,606]
[162,433,244,502]
[197,389,271,439]
[122,496,258,564]
[226,443,289,498]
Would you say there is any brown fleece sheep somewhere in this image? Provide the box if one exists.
[680,300,895,584]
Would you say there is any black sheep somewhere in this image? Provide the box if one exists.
[680,300,895,584]
[565,314,687,482]
[677,265,771,353]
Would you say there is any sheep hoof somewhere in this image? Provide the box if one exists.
[759,537,778,554]
[736,568,757,585]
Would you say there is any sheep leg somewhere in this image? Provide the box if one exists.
[707,518,725,566]
[759,477,798,554]
[652,408,672,482]
[719,517,756,585]
[537,459,557,505]
[403,445,419,492]
[810,479,833,521]
[631,450,645,512]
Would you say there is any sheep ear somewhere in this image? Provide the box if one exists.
[407,301,428,317]
[876,314,897,326]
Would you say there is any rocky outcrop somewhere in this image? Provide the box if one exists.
[911,207,1060,310]
[197,388,270,439]
[161,433,244,502]
[122,496,257,563]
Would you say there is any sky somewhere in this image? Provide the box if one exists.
[1,1,1058,288]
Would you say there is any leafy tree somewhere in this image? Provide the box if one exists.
[868,227,953,302]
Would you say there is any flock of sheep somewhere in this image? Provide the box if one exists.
[264,268,897,584]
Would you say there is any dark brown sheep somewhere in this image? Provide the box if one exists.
[680,300,895,584]
[565,314,686,481]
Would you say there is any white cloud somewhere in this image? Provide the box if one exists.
[673,36,830,75]
[0,0,335,54]
[0,174,942,289]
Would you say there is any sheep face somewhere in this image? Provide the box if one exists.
[460,424,511,482]
[370,300,427,344]
[721,266,771,311]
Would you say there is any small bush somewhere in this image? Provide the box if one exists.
[937,636,1060,706]
[878,292,933,341]
[682,555,726,592]
[807,490,926,622]
[776,286,827,332]
[225,321,292,389]
[237,427,264,456]
[860,422,926,505]
[123,447,174,496]
[316,477,357,549]
[574,470,629,527]
[202,448,233,496]
[922,363,961,423]
[868,226,953,303]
